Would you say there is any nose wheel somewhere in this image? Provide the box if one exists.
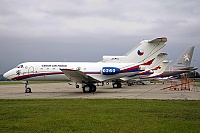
[25,81,32,93]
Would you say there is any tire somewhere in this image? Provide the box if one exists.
[113,83,122,88]
[113,83,118,88]
[90,85,96,92]
[25,87,32,93]
[128,83,132,86]
[82,84,96,93]
[82,85,90,93]
[76,85,79,88]
[118,83,122,88]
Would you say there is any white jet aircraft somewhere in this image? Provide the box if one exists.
[3,37,167,93]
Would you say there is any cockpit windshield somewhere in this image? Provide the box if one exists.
[16,64,24,68]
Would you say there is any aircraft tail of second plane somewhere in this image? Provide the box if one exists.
[173,46,195,67]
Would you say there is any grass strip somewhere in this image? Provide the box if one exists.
[0,99,199,133]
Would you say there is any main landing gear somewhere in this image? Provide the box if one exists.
[25,81,32,93]
[112,82,122,88]
[81,82,121,93]
[82,84,96,93]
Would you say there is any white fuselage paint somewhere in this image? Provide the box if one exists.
[4,61,141,82]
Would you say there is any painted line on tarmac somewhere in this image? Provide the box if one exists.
[133,85,160,99]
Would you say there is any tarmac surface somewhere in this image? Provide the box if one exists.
[0,82,200,100]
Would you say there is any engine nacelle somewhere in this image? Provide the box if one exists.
[102,67,120,75]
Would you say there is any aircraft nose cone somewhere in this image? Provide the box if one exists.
[3,72,8,79]
[3,71,11,80]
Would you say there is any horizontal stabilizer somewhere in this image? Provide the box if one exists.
[148,37,167,43]
[157,52,168,56]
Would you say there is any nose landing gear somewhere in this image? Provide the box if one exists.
[25,81,32,93]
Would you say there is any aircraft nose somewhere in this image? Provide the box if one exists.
[3,70,12,80]
[3,72,9,79]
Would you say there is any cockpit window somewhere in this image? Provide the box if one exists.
[16,65,24,68]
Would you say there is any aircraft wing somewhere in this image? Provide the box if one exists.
[60,69,99,83]
[60,68,142,83]
[148,37,167,43]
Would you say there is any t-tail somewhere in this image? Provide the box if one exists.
[147,52,168,69]
[173,46,195,68]
[125,37,167,63]
[143,60,169,78]
[101,37,167,64]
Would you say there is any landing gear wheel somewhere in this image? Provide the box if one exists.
[25,87,32,93]
[90,85,96,92]
[128,83,132,86]
[76,84,79,88]
[118,83,122,88]
[82,84,96,93]
[113,83,118,88]
[83,85,90,93]
[113,83,122,88]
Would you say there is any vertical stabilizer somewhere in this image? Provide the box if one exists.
[101,37,167,63]
[147,60,169,78]
[148,53,168,69]
[153,60,169,74]
[173,46,195,67]
[125,37,167,63]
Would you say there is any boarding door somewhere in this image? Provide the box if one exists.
[28,66,35,75]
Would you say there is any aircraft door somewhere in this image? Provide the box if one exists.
[28,66,35,75]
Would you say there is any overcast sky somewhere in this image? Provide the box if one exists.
[0,0,200,74]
